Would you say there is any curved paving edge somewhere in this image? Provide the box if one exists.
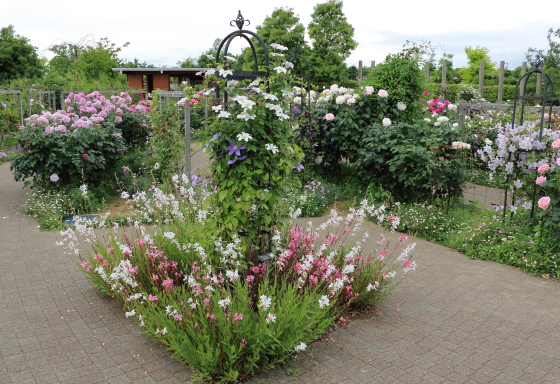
[1,161,560,384]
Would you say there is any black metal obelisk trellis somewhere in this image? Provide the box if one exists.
[502,56,555,223]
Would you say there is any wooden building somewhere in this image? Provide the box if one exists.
[112,68,208,93]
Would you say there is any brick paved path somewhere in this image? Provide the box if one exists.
[1,161,559,384]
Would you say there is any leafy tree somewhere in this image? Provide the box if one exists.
[526,28,560,69]
[0,25,43,84]
[459,46,496,84]
[307,0,357,88]
[177,56,198,68]
[240,7,307,70]
[122,58,154,68]
[364,41,427,122]
[45,36,128,89]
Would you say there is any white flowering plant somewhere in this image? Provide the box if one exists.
[59,179,416,382]
[200,47,304,251]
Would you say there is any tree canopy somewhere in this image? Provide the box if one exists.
[459,46,496,84]
[0,25,43,84]
[240,7,307,70]
[307,0,357,87]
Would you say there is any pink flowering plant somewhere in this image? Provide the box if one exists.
[10,91,150,190]
[59,191,415,382]
[532,140,560,228]
[477,122,560,215]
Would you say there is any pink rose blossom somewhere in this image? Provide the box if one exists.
[552,139,560,150]
[537,164,550,173]
[325,113,335,121]
[538,196,551,210]
[536,176,547,185]
[50,174,59,182]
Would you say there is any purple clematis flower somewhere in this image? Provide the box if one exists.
[293,162,304,171]
[227,141,246,156]
[228,156,247,165]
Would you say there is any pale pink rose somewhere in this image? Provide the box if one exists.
[50,174,59,182]
[552,139,560,150]
[556,158,560,166]
[538,164,551,173]
[378,89,389,98]
[325,113,335,121]
[536,176,547,185]
[346,98,356,104]
[538,196,551,210]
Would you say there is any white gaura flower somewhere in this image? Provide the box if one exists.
[294,342,307,352]
[265,144,279,154]
[318,295,330,308]
[121,191,130,199]
[163,232,175,239]
[273,66,287,74]
[237,132,252,142]
[397,102,406,111]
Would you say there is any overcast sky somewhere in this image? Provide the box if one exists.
[5,0,560,70]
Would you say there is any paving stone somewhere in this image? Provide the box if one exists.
[2,157,560,383]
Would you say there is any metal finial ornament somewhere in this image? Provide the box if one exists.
[230,11,250,30]
[532,53,543,68]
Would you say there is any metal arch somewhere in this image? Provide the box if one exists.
[287,54,311,92]
[502,66,555,223]
[216,30,269,70]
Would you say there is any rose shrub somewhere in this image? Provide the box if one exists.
[11,91,150,190]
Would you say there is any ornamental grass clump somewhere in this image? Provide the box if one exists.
[10,91,150,190]
[58,176,416,383]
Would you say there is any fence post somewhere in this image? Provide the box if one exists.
[424,62,430,82]
[184,103,191,174]
[521,62,527,95]
[441,61,447,89]
[371,61,375,69]
[498,61,505,103]
[358,60,363,82]
[478,61,485,100]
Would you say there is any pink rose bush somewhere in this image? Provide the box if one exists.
[11,91,151,189]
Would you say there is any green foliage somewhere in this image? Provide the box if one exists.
[45,36,128,89]
[0,25,43,84]
[308,0,357,88]
[459,46,496,84]
[10,91,150,190]
[147,93,185,182]
[202,53,304,250]
[0,94,21,143]
[356,120,469,203]
[11,121,126,190]
[241,7,307,71]
[23,184,110,230]
[310,86,406,170]
[364,42,426,121]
